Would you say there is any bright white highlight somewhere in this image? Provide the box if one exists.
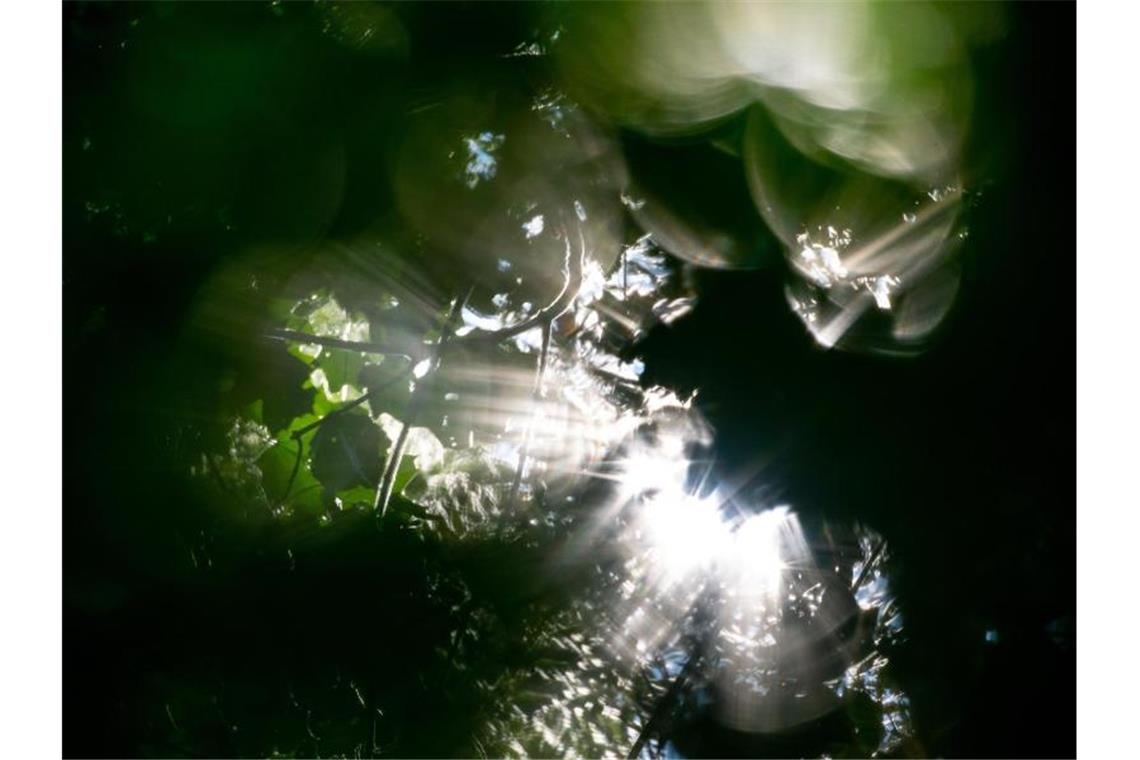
[642,495,728,581]
[730,505,791,593]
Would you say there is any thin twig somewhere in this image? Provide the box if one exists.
[375,418,411,517]
[281,436,304,504]
[374,291,469,518]
[263,327,417,359]
[627,650,702,759]
[628,585,720,759]
[503,225,588,507]
[509,318,554,507]
[851,537,887,592]
[292,391,373,439]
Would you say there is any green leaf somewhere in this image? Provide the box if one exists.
[393,453,422,497]
[312,347,367,401]
[280,291,378,401]
[310,412,385,494]
[333,485,376,512]
[257,433,323,516]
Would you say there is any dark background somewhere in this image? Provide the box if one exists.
[64,2,1074,757]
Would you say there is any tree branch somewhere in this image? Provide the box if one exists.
[460,226,585,345]
[262,327,419,360]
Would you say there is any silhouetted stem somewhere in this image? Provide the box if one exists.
[851,537,887,591]
[501,226,589,508]
[628,587,720,759]
[281,436,304,504]
[627,651,702,759]
[374,418,410,517]
[508,318,554,506]
[291,392,372,439]
[263,327,417,359]
[374,292,468,518]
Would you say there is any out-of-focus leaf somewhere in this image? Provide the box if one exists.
[310,412,384,494]
[359,357,414,416]
[311,348,367,402]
